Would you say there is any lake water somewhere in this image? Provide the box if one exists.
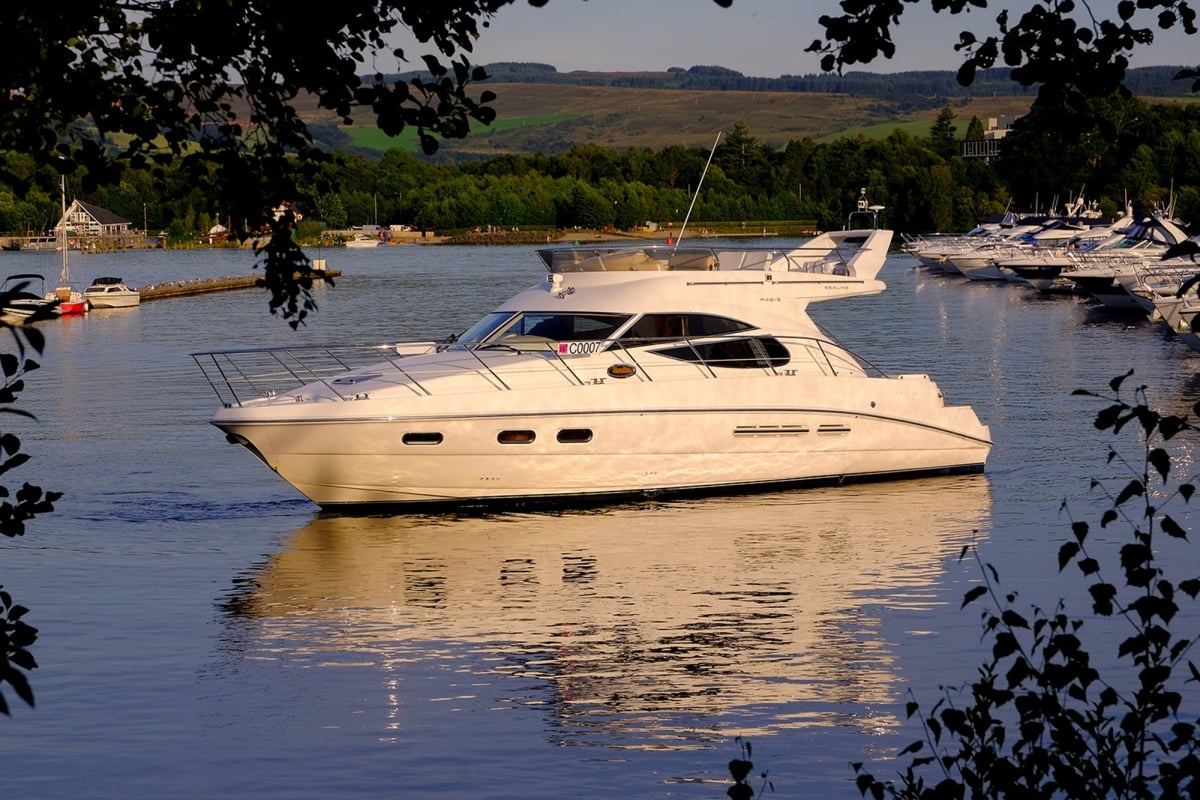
[2,241,1198,799]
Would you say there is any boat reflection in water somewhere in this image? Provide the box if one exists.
[221,476,991,751]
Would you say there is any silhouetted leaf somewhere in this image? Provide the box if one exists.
[1162,514,1188,540]
[1110,370,1134,392]
[1160,415,1189,440]
[2,668,34,708]
[1095,403,1124,430]
[1115,479,1145,506]
[962,585,987,608]
[1090,582,1117,615]
[1121,542,1152,571]
[1002,609,1029,629]
[1058,540,1080,570]
[1149,448,1171,481]
[993,632,1019,659]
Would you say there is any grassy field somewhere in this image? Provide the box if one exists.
[323,83,1034,156]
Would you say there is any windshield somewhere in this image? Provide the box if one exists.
[454,312,516,346]
[450,312,632,349]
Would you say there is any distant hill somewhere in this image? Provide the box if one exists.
[309,64,1192,159]
[389,62,1196,99]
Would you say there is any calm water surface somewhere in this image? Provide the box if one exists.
[2,242,1199,798]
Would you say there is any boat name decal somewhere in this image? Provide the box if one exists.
[557,340,606,355]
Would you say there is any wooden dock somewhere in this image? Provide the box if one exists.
[139,268,341,302]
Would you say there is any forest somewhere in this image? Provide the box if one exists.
[3,90,1200,242]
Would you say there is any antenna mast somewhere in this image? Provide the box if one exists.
[674,131,721,249]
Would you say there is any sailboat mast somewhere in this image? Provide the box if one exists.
[60,175,68,282]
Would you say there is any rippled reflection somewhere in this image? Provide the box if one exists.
[219,476,991,750]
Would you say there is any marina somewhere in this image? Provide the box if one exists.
[2,242,1199,799]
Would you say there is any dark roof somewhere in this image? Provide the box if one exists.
[76,200,131,226]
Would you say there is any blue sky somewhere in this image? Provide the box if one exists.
[382,0,1195,76]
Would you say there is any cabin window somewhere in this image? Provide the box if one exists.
[619,313,752,344]
[556,428,593,444]
[403,432,444,445]
[655,336,791,369]
[502,312,630,342]
[498,430,536,444]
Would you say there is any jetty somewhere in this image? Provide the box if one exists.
[139,267,340,302]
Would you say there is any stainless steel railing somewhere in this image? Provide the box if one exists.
[192,334,887,409]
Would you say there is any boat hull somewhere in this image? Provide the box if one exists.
[214,377,991,508]
[85,292,140,309]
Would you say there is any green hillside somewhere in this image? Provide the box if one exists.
[322,82,1033,158]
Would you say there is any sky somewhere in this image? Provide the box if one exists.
[380,0,1196,77]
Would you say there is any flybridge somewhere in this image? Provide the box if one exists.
[536,243,861,275]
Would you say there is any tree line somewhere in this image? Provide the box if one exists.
[405,63,1196,100]
[4,92,1200,242]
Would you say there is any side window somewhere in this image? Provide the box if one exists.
[655,336,790,369]
[620,314,751,345]
[520,313,628,341]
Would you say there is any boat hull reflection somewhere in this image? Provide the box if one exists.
[222,476,991,746]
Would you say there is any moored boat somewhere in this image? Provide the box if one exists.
[83,276,141,308]
[1,273,59,320]
[194,217,992,509]
[343,233,380,248]
[45,176,87,315]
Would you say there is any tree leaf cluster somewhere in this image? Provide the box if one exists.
[0,315,59,716]
[808,0,1198,102]
[853,370,1200,799]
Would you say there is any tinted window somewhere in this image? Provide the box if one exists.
[656,337,790,369]
[620,313,752,344]
[507,313,629,341]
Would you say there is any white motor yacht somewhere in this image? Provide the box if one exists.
[194,225,992,508]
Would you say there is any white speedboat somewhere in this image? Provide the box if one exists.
[83,276,141,308]
[1,272,59,320]
[194,225,992,508]
[343,233,380,248]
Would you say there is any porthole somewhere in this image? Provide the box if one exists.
[556,428,593,444]
[498,429,536,444]
[402,432,444,445]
